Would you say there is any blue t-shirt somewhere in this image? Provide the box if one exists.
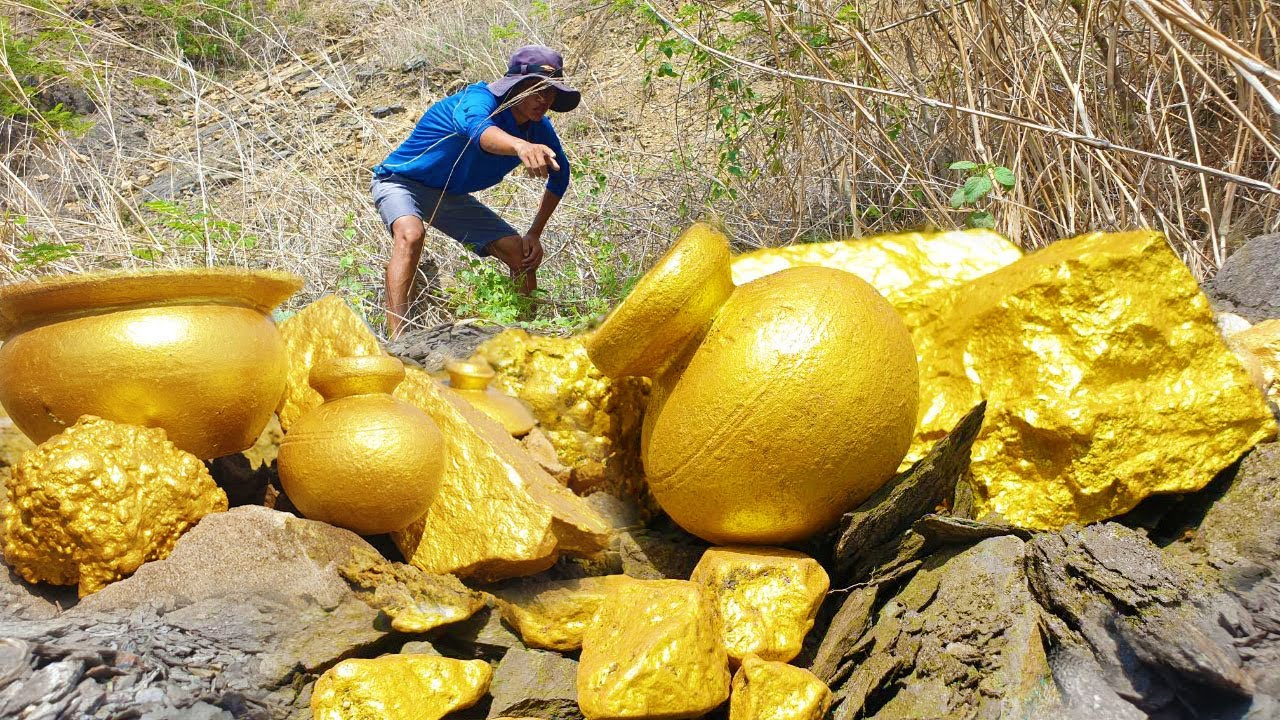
[374,82,570,197]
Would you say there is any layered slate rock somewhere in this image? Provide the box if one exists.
[913,230,1277,529]
[487,648,582,720]
[1206,232,1280,322]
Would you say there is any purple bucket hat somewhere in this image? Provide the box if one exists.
[487,45,581,113]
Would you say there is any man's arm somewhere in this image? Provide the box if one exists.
[520,189,562,271]
[478,126,560,177]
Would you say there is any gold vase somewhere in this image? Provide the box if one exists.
[587,223,920,545]
[278,355,445,535]
[0,268,301,459]
[442,359,536,437]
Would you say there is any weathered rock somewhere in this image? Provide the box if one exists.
[1,563,73,620]
[578,579,730,720]
[387,320,502,371]
[311,655,491,720]
[729,656,832,720]
[487,648,582,720]
[828,536,1054,720]
[339,546,485,634]
[832,402,985,582]
[914,230,1277,530]
[690,547,829,664]
[493,575,631,652]
[1207,232,1280,322]
[433,605,528,660]
[616,525,710,580]
[3,416,227,596]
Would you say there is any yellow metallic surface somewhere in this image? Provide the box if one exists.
[442,358,537,437]
[0,268,300,459]
[340,547,485,634]
[278,356,445,535]
[394,367,611,581]
[493,575,633,651]
[278,296,610,580]
[311,655,492,720]
[729,228,1022,300]
[2,416,227,596]
[914,230,1278,529]
[690,547,829,664]
[728,656,832,720]
[588,223,735,379]
[1225,319,1280,404]
[578,579,731,720]
[477,330,650,500]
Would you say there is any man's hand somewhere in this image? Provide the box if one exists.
[519,233,544,271]
[516,142,560,178]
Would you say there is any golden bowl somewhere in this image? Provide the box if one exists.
[0,267,301,459]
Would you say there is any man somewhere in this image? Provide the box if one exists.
[371,45,580,338]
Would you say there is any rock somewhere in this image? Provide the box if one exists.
[910,513,1032,546]
[522,427,570,482]
[828,536,1054,720]
[808,585,879,685]
[1207,232,1280,322]
[487,648,581,720]
[371,104,405,118]
[388,320,502,371]
[400,53,430,73]
[729,656,832,720]
[493,575,631,652]
[831,402,985,582]
[339,546,485,634]
[3,416,227,596]
[578,579,730,720]
[690,547,829,664]
[616,525,709,580]
[433,605,528,660]
[311,655,491,720]
[0,563,74,620]
[913,230,1277,530]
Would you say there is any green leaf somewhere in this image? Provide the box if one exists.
[967,211,996,229]
[949,187,966,209]
[962,176,993,204]
[730,11,762,23]
[949,160,978,171]
[993,166,1016,189]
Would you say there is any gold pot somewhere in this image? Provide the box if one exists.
[278,355,445,535]
[442,359,536,437]
[0,268,301,459]
[587,223,920,545]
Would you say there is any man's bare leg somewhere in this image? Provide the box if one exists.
[486,234,539,298]
[385,215,426,339]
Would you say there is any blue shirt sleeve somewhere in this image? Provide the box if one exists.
[541,122,570,197]
[451,85,497,141]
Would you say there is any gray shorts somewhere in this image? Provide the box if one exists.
[370,172,517,256]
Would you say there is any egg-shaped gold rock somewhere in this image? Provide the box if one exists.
[278,355,445,535]
[311,655,492,720]
[0,268,300,459]
[588,223,919,545]
[728,656,832,720]
[442,358,537,437]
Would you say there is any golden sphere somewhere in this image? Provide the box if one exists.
[0,268,300,459]
[590,224,919,544]
[278,355,446,535]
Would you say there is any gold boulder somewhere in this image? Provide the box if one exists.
[311,655,492,720]
[578,578,731,720]
[915,230,1277,529]
[2,416,227,596]
[588,223,919,544]
[1224,318,1280,404]
[691,547,829,664]
[0,268,300,459]
[493,575,632,651]
[728,656,832,720]
[278,355,445,535]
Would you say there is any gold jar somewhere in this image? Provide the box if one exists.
[278,355,445,535]
[442,359,536,437]
[587,223,920,545]
[0,268,301,459]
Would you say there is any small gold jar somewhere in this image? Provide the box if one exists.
[278,355,445,535]
[442,359,536,437]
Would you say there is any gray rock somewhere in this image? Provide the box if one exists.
[388,321,503,372]
[433,606,526,660]
[371,104,405,118]
[1,564,75,621]
[1207,233,1280,322]
[487,648,581,720]
[616,527,708,580]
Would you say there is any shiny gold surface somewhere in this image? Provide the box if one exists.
[915,230,1277,529]
[443,359,537,437]
[690,547,829,663]
[394,367,611,581]
[277,295,384,431]
[3,416,227,596]
[0,268,300,459]
[311,655,492,720]
[493,575,632,651]
[340,546,485,634]
[1225,319,1280,404]
[278,355,445,535]
[728,656,832,720]
[730,228,1022,300]
[476,330,650,500]
[578,579,731,719]
[588,223,735,379]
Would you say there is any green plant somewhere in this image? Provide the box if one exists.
[335,214,383,322]
[141,198,259,250]
[0,16,93,136]
[119,0,264,65]
[445,260,533,325]
[948,161,1016,229]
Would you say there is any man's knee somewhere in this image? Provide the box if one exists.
[390,217,426,258]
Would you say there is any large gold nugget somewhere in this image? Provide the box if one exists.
[728,656,832,720]
[311,655,491,720]
[3,416,227,596]
[690,547,829,664]
[0,268,300,459]
[915,230,1277,529]
[590,224,919,545]
[578,579,731,720]
[1225,319,1280,404]
[494,575,633,651]
[276,296,609,580]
